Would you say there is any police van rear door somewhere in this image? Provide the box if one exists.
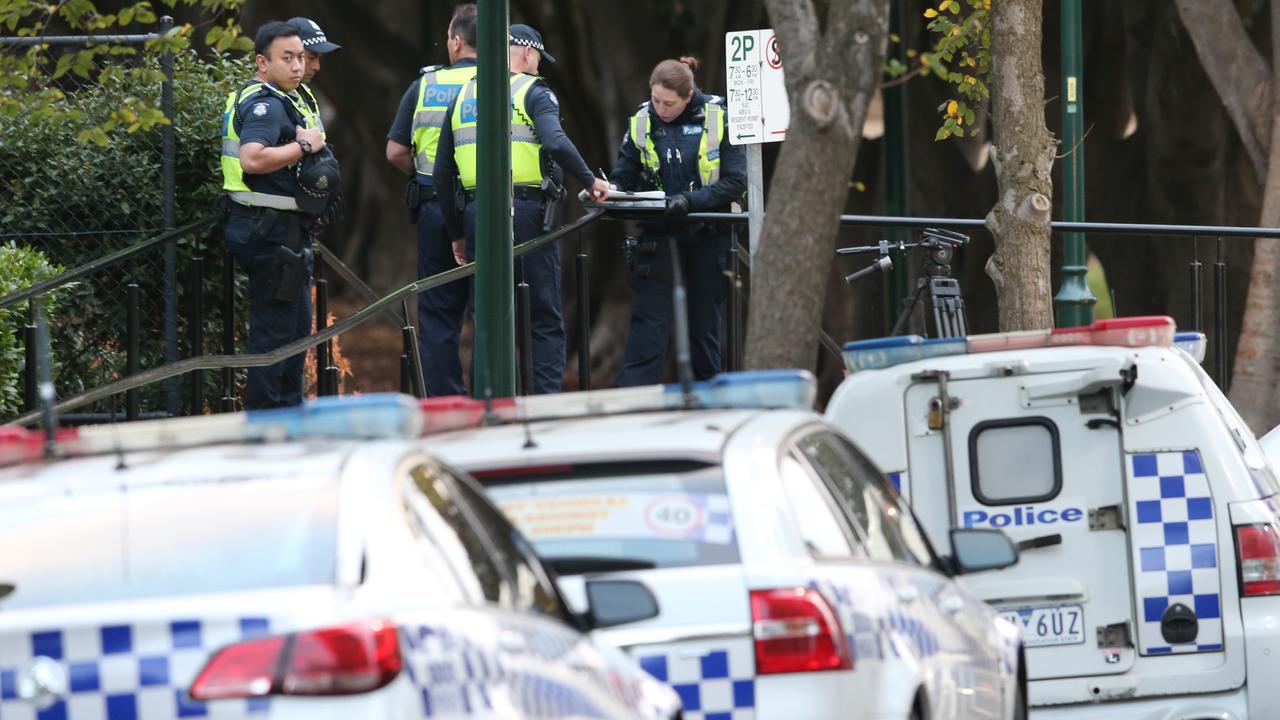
[906,366,1136,681]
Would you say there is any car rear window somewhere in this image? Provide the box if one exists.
[0,474,338,610]
[480,461,740,571]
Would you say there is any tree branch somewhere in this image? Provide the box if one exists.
[1174,0,1270,182]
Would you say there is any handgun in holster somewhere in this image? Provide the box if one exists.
[404,181,423,224]
[273,213,311,302]
[622,235,658,279]
[540,177,567,232]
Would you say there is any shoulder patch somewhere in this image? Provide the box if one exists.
[546,90,559,107]
[705,94,726,106]
[251,102,269,117]
[637,100,651,110]
[419,64,443,75]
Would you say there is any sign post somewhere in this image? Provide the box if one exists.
[725,29,789,261]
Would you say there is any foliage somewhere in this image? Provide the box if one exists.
[884,0,991,141]
[0,0,251,143]
[0,244,63,417]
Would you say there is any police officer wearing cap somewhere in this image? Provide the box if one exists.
[386,3,477,397]
[434,23,610,395]
[610,56,746,386]
[219,21,341,409]
[287,17,341,136]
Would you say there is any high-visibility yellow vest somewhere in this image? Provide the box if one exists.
[629,99,725,189]
[450,73,543,190]
[219,82,314,195]
[411,64,478,181]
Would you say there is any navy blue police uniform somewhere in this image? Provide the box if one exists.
[387,58,477,396]
[224,87,315,409]
[610,90,746,386]
[433,77,598,395]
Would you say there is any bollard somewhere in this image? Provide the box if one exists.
[400,353,412,395]
[727,240,741,372]
[23,299,37,414]
[315,273,331,397]
[1214,238,1228,390]
[324,366,340,397]
[402,325,426,399]
[189,256,204,415]
[576,233,591,391]
[517,275,533,396]
[126,283,140,421]
[221,250,236,412]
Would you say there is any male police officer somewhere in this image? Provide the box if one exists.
[386,4,477,396]
[434,24,609,395]
[219,21,338,409]
[287,17,341,135]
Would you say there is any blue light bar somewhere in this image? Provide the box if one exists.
[1173,332,1207,363]
[662,370,817,410]
[246,393,423,440]
[842,335,967,373]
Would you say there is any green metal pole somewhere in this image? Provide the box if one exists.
[473,0,516,398]
[883,0,910,334]
[1054,0,1095,327]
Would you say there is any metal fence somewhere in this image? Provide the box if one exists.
[0,17,217,417]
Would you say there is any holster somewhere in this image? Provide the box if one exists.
[540,178,566,232]
[273,213,311,302]
[404,180,422,224]
[622,235,659,280]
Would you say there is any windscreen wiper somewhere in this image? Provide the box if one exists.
[548,556,657,575]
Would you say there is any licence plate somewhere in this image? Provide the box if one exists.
[999,604,1085,647]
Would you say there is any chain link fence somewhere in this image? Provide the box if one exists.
[0,25,249,419]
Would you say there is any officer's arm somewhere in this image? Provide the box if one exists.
[685,118,746,211]
[239,98,310,175]
[386,81,419,176]
[609,128,644,191]
[432,104,465,241]
[526,86,596,189]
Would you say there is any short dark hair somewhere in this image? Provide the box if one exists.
[254,21,300,57]
[448,4,478,50]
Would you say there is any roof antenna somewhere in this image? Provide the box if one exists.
[33,302,60,459]
[667,238,697,408]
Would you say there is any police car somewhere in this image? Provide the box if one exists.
[0,396,680,720]
[421,372,1027,720]
[827,317,1280,718]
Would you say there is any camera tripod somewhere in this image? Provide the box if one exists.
[837,228,970,339]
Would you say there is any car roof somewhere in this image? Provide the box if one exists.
[425,408,790,471]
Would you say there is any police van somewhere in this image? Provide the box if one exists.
[825,316,1280,718]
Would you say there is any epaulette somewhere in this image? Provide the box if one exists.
[419,64,444,75]
[705,94,726,106]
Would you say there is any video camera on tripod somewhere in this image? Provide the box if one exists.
[836,227,971,339]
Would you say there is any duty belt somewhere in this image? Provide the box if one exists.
[228,191,300,212]
[463,186,543,202]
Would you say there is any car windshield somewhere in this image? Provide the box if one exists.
[0,474,339,610]
[482,462,740,571]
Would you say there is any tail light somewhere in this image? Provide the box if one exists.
[190,619,402,700]
[1236,524,1280,596]
[750,588,852,674]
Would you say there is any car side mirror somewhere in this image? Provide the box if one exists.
[948,528,1019,575]
[583,579,660,629]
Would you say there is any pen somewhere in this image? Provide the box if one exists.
[598,167,609,183]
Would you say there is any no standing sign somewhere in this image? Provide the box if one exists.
[725,29,790,145]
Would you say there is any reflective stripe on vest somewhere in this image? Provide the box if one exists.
[411,65,478,178]
[298,83,325,138]
[450,73,543,190]
[629,100,725,188]
[220,82,314,195]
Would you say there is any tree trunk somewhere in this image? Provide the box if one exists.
[1176,0,1280,431]
[745,0,889,372]
[984,0,1055,331]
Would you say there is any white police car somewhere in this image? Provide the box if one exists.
[827,317,1280,718]
[421,372,1027,720]
[0,396,680,720]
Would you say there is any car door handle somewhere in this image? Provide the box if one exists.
[499,630,528,654]
[940,595,965,615]
[896,585,920,604]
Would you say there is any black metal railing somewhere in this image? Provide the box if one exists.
[10,206,1280,426]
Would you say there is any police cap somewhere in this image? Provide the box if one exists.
[288,17,341,53]
[296,147,341,215]
[509,24,555,64]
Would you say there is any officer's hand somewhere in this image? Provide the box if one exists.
[296,126,326,154]
[588,178,611,203]
[664,193,691,218]
[452,240,467,266]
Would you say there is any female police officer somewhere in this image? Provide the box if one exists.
[610,57,746,386]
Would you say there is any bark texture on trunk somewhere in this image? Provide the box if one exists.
[984,0,1055,331]
[745,0,890,372]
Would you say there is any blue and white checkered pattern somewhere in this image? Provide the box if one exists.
[688,495,734,545]
[885,471,908,499]
[636,648,753,720]
[0,618,271,720]
[1128,450,1223,655]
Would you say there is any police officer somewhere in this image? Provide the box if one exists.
[287,17,341,135]
[386,3,477,396]
[609,57,746,386]
[433,24,610,395]
[219,21,339,409]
